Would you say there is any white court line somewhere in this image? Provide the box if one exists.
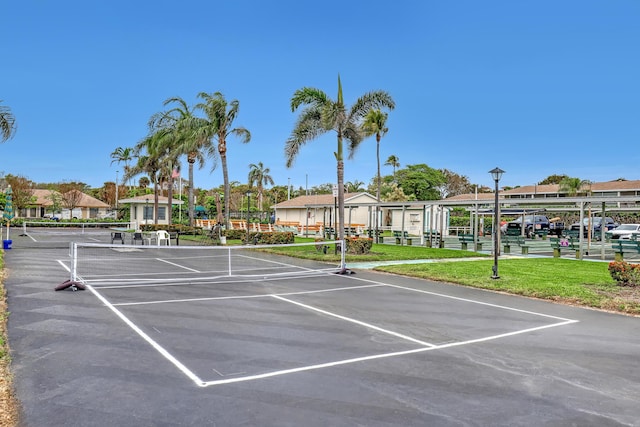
[272,294,436,347]
[59,259,579,388]
[86,283,206,386]
[112,282,385,306]
[198,318,577,387]
[156,258,201,273]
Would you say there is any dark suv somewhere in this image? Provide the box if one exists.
[569,217,618,239]
[505,215,550,238]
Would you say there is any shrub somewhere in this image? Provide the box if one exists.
[608,261,640,286]
[345,237,373,255]
[240,231,294,245]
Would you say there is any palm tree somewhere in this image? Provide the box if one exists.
[359,109,391,237]
[193,92,251,228]
[559,177,591,196]
[151,96,211,226]
[0,100,17,142]
[385,155,400,180]
[248,162,274,211]
[345,180,365,193]
[359,109,389,202]
[110,147,134,188]
[286,76,395,244]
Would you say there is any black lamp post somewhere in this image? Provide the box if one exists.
[246,191,251,244]
[145,197,149,226]
[489,167,505,279]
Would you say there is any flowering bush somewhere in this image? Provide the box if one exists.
[608,261,640,286]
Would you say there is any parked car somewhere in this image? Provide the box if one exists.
[43,213,60,221]
[606,224,640,240]
[548,217,565,236]
[569,216,619,239]
[505,215,550,238]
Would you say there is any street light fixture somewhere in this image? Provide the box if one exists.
[489,167,505,279]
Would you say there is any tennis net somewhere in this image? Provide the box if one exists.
[69,240,347,288]
[22,221,134,236]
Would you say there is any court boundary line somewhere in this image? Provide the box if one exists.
[58,260,579,388]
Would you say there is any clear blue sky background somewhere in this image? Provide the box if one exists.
[2,1,639,192]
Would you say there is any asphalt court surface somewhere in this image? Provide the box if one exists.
[5,229,640,426]
[85,271,576,388]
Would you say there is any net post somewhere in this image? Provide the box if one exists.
[70,242,78,282]
[340,239,346,271]
[227,246,232,276]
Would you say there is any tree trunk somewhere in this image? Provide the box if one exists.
[188,158,195,226]
[167,176,173,226]
[222,153,230,229]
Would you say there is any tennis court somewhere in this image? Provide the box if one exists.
[5,230,640,425]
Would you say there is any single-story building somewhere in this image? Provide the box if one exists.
[18,189,111,220]
[118,195,184,226]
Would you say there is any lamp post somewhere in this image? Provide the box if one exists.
[145,197,149,226]
[489,167,505,279]
[287,177,291,200]
[246,191,251,244]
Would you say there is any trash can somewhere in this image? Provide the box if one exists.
[3,239,12,250]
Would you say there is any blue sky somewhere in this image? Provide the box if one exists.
[2,1,639,192]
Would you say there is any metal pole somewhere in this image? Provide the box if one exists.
[492,179,500,279]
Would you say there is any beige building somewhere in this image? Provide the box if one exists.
[20,189,111,220]
[118,195,184,226]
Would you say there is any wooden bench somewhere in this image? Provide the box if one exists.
[612,240,640,261]
[458,234,479,250]
[503,235,528,254]
[550,237,580,258]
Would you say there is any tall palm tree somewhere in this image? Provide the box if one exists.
[345,180,365,193]
[286,76,395,244]
[110,146,134,188]
[559,177,591,196]
[193,92,251,228]
[385,155,400,180]
[0,100,17,142]
[151,96,211,226]
[359,109,391,237]
[248,162,274,211]
[359,109,389,202]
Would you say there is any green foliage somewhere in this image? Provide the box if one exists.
[344,237,373,254]
[243,231,295,244]
[608,261,640,286]
[394,164,446,200]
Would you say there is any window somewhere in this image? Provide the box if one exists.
[158,207,166,221]
[89,208,98,218]
[143,206,153,220]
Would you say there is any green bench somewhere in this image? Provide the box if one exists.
[550,237,580,258]
[458,234,481,251]
[423,230,441,248]
[502,235,528,254]
[611,240,640,261]
[393,230,412,245]
[534,229,549,239]
[562,229,581,240]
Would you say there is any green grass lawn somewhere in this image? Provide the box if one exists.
[262,238,640,316]
[376,258,640,315]
[261,238,488,262]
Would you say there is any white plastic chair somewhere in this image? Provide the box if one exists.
[156,230,171,246]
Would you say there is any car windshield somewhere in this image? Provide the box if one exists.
[582,218,603,225]
[615,224,639,231]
